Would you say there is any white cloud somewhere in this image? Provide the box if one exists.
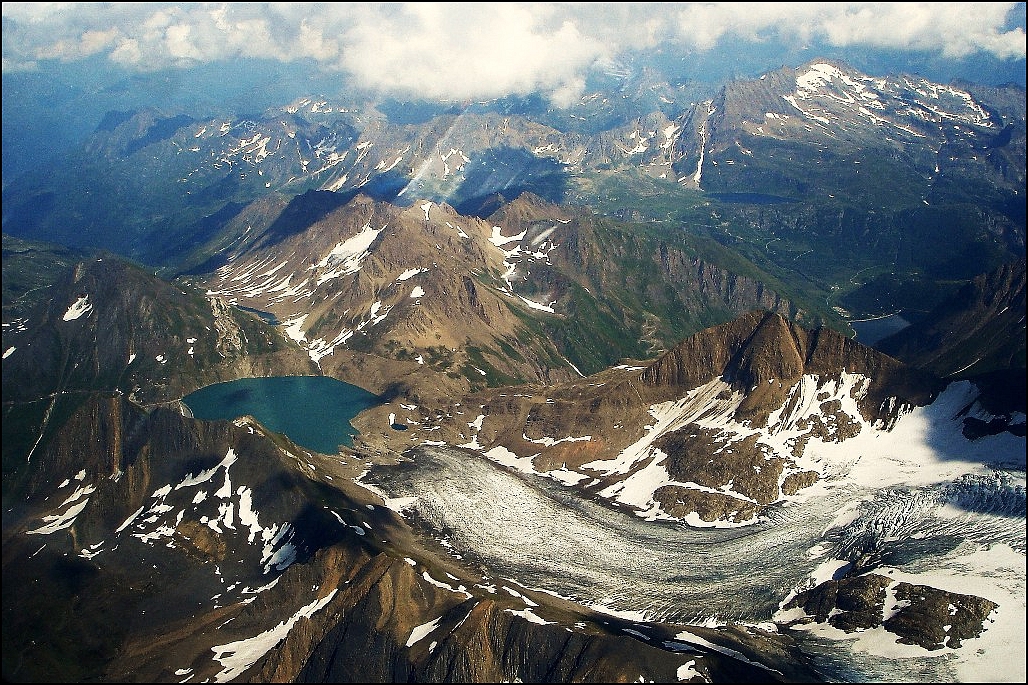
[671,2,1026,58]
[337,3,607,104]
[2,2,1024,102]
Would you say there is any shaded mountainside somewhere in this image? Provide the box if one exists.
[195,191,809,401]
[876,259,1026,380]
[352,311,945,526]
[1,255,315,407]
[1,392,823,684]
[0,101,688,266]
[876,258,1027,418]
[3,393,363,681]
[1,234,91,322]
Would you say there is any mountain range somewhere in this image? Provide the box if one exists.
[4,59,1023,317]
[2,57,1025,683]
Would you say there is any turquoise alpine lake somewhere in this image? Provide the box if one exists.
[182,376,383,454]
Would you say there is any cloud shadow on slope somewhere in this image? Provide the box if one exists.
[448,146,568,218]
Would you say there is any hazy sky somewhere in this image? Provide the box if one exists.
[3,2,1026,105]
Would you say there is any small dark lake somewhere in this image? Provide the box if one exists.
[182,376,382,454]
[849,313,911,346]
[234,305,279,325]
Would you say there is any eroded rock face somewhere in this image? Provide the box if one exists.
[657,427,787,505]
[784,574,895,632]
[884,583,1000,650]
[200,191,808,400]
[780,573,999,651]
[653,486,758,524]
[781,470,820,496]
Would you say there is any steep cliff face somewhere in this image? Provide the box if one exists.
[642,310,940,426]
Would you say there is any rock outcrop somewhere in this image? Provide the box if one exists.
[779,573,999,651]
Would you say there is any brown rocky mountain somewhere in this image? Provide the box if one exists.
[0,241,861,683]
[639,309,940,426]
[195,191,808,404]
[2,270,1016,682]
[352,311,942,525]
